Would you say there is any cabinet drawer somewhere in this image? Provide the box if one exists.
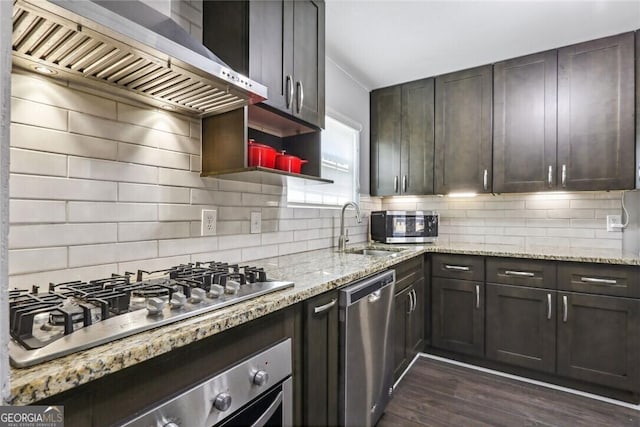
[394,256,424,293]
[558,263,640,298]
[486,258,556,289]
[432,254,484,281]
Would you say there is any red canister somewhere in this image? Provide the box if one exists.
[275,151,308,174]
[247,139,276,168]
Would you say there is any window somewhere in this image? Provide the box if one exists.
[287,115,360,207]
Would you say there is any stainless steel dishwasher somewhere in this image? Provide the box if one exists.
[339,270,395,427]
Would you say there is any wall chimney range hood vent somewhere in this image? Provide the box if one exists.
[11,0,267,117]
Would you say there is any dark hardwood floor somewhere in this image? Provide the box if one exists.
[378,356,640,427]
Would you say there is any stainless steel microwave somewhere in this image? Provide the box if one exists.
[370,211,438,244]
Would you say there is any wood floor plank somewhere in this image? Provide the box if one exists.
[377,357,640,427]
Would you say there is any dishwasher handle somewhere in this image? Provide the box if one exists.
[340,270,396,307]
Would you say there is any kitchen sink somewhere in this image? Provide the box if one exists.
[343,247,405,257]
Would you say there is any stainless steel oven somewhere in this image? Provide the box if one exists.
[121,339,292,427]
[371,210,438,244]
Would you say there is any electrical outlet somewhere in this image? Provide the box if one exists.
[201,209,217,236]
[250,211,261,234]
[606,214,622,232]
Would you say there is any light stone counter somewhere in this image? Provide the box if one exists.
[8,243,640,405]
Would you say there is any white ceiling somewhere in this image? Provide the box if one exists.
[325,0,640,90]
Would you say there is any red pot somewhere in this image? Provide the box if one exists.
[248,139,276,168]
[275,151,308,174]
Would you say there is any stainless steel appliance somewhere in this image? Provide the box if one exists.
[339,270,395,427]
[8,262,293,367]
[11,0,267,116]
[121,338,292,427]
[371,210,438,244]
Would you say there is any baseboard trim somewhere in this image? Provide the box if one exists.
[393,353,421,390]
[416,352,640,412]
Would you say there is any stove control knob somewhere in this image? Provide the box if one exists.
[190,288,206,303]
[146,297,165,315]
[252,370,269,386]
[225,280,241,295]
[170,292,187,309]
[208,284,224,299]
[213,392,232,412]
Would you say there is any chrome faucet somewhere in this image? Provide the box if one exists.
[338,201,362,251]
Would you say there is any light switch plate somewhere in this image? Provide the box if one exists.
[201,209,217,236]
[250,211,261,234]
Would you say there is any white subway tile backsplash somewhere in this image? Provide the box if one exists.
[190,155,202,172]
[159,204,211,221]
[117,256,191,276]
[116,103,190,137]
[9,247,67,275]
[69,242,158,267]
[218,180,262,194]
[158,236,218,257]
[12,73,117,119]
[10,264,119,290]
[118,143,190,170]
[10,200,66,224]
[218,234,261,250]
[158,168,215,188]
[11,97,68,131]
[10,175,117,201]
[119,183,190,204]
[191,249,242,265]
[261,231,294,245]
[11,123,118,160]
[278,241,309,256]
[70,111,198,155]
[118,222,191,242]
[216,221,250,236]
[9,223,117,249]
[547,209,595,219]
[10,148,67,177]
[69,157,158,184]
[242,245,279,261]
[191,189,242,206]
[67,202,158,223]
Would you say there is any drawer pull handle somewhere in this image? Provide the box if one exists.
[505,270,535,277]
[580,277,617,285]
[444,264,470,271]
[547,165,553,187]
[313,298,336,314]
[547,293,552,320]
[483,169,488,191]
[475,284,480,309]
[407,289,415,314]
[394,176,399,193]
[562,295,568,322]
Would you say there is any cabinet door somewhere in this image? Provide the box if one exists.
[249,0,293,113]
[408,277,425,356]
[557,292,640,393]
[493,51,557,193]
[292,0,325,128]
[557,32,635,191]
[303,291,338,426]
[435,65,493,194]
[486,284,556,373]
[432,278,484,357]
[370,86,402,196]
[393,285,411,381]
[401,78,435,195]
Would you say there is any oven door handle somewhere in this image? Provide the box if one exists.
[251,390,283,427]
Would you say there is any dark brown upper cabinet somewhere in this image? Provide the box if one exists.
[203,1,325,129]
[557,32,635,191]
[435,65,493,194]
[493,51,558,193]
[370,79,435,196]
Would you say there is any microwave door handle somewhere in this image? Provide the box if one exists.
[251,390,284,427]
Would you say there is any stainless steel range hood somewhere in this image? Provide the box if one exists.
[11,0,267,117]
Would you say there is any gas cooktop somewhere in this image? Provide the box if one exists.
[8,261,293,367]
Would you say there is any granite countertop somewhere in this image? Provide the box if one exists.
[8,243,640,405]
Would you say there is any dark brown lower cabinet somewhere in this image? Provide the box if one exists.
[432,277,484,357]
[393,278,425,381]
[557,292,640,392]
[486,284,556,373]
[302,290,339,426]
